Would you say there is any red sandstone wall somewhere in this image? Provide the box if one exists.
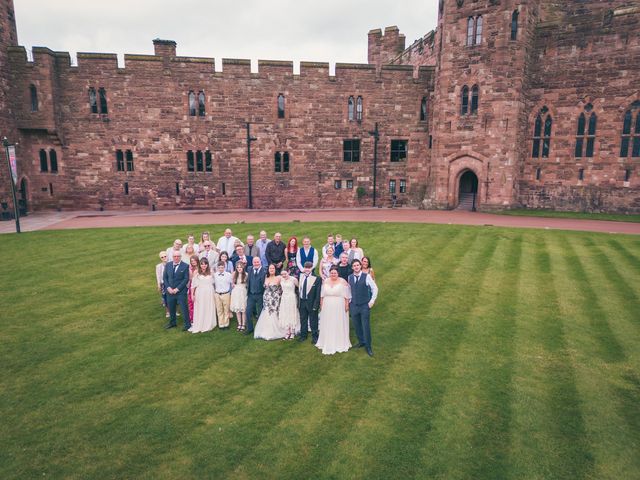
[7,46,431,211]
[521,1,640,213]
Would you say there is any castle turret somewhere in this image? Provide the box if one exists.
[367,26,406,67]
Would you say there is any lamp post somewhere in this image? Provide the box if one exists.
[246,122,257,209]
[3,137,20,233]
[368,123,380,207]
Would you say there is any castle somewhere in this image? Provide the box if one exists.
[0,0,639,214]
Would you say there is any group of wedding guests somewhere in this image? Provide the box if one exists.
[155,229,378,356]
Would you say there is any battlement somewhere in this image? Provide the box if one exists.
[368,25,406,67]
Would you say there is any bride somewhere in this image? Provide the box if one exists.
[254,264,286,340]
[316,265,351,355]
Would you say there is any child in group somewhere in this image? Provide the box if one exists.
[155,251,169,318]
[213,261,233,330]
[230,261,249,331]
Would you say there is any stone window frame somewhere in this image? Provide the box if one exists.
[186,149,213,173]
[466,16,483,47]
[390,140,408,162]
[420,96,428,121]
[274,151,290,173]
[575,106,597,159]
[115,149,133,172]
[511,10,519,41]
[197,91,206,117]
[531,107,552,159]
[334,180,342,189]
[343,139,361,162]
[346,179,354,189]
[399,179,407,194]
[620,103,640,158]
[88,87,98,114]
[49,149,58,173]
[356,96,363,122]
[39,149,48,172]
[389,179,396,194]
[98,87,108,115]
[348,96,355,121]
[461,86,469,115]
[277,94,286,119]
[188,91,197,117]
[29,84,38,112]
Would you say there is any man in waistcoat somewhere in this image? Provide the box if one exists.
[298,261,322,344]
[245,257,266,334]
[348,259,378,357]
[296,236,318,273]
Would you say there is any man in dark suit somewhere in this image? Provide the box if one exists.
[163,249,192,331]
[245,256,266,334]
[348,259,378,357]
[298,261,322,344]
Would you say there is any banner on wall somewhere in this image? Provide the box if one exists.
[8,145,17,184]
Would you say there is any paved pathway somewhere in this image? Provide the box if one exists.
[1,208,639,235]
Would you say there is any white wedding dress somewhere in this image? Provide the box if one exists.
[189,274,216,333]
[316,281,352,355]
[278,277,300,334]
[254,284,286,340]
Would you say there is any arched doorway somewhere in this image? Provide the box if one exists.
[19,178,28,215]
[457,170,478,211]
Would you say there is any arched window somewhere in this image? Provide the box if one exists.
[275,152,282,172]
[125,149,134,171]
[49,149,58,173]
[467,17,475,46]
[620,108,640,158]
[511,10,519,41]
[186,150,195,172]
[205,150,212,172]
[188,91,196,117]
[420,97,428,121]
[39,149,48,172]
[532,108,552,158]
[88,88,98,114]
[471,85,479,115]
[475,16,483,45]
[196,150,204,171]
[30,84,38,112]
[277,94,285,119]
[461,86,469,115]
[115,150,125,171]
[575,110,597,158]
[356,96,363,121]
[198,91,205,116]
[98,87,108,114]
[348,96,354,121]
[575,113,586,158]
[543,115,552,158]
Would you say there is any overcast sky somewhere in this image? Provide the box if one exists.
[14,0,439,68]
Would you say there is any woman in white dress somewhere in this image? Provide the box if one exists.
[319,245,338,280]
[254,264,286,340]
[230,261,248,332]
[316,265,351,355]
[348,238,364,263]
[278,269,300,340]
[189,258,216,333]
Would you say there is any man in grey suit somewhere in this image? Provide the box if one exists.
[245,257,266,334]
[163,249,192,331]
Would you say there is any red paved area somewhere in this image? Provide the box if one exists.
[37,208,640,235]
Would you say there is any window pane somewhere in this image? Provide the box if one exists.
[635,112,640,135]
[49,150,58,172]
[39,149,48,172]
[620,137,630,157]
[356,96,363,121]
[532,138,540,158]
[334,180,341,189]
[577,113,585,136]
[188,92,196,116]
[544,116,552,137]
[348,97,354,121]
[575,138,583,158]
[420,97,427,121]
[633,136,640,157]
[283,152,290,172]
[475,16,483,45]
[461,87,469,115]
[126,150,134,171]
[205,151,212,172]
[471,86,479,114]
[99,88,108,114]
[277,94,285,119]
[346,180,353,189]
[353,140,360,162]
[588,113,597,136]
[30,84,38,112]
[198,91,205,116]
[467,17,474,46]
[89,88,98,113]
[196,151,203,171]
[400,180,407,193]
[187,151,194,172]
[116,150,124,171]
[542,138,550,158]
[622,110,632,135]
[275,152,281,172]
[391,140,407,162]
[586,137,595,157]
[389,180,396,194]
[511,10,519,40]
[533,115,542,137]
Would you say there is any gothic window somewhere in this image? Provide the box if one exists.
[343,139,360,162]
[98,87,108,114]
[275,152,290,172]
[348,96,354,121]
[356,96,363,121]
[511,10,519,41]
[188,91,196,116]
[420,97,428,121]
[575,109,597,158]
[30,84,38,112]
[461,86,469,115]
[116,150,125,171]
[277,94,285,119]
[125,150,134,171]
[467,17,475,46]
[399,179,407,193]
[471,85,479,115]
[620,107,640,158]
[39,149,48,172]
[532,109,552,158]
[475,16,483,45]
[196,150,204,171]
[49,149,58,173]
[187,150,195,172]
[89,87,98,114]
[205,151,212,172]
[390,140,408,162]
[198,91,205,116]
[124,182,129,195]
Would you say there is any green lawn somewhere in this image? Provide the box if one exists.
[1,222,639,480]
[490,208,640,223]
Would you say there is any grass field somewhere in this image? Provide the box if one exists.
[1,222,639,480]
[490,208,640,223]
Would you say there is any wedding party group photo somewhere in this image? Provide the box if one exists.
[156,229,378,356]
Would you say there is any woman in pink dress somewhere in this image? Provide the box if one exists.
[187,255,199,321]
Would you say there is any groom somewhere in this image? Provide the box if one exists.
[245,257,266,334]
[163,249,192,331]
[348,259,378,356]
[298,261,321,344]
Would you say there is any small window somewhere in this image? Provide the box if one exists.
[196,150,204,172]
[343,139,360,162]
[356,96,363,121]
[49,149,58,173]
[187,150,195,172]
[89,87,98,114]
[30,84,38,112]
[348,96,355,121]
[49,183,54,196]
[205,151,212,172]
[98,88,108,114]
[39,149,48,172]
[532,115,542,158]
[273,151,290,172]
[400,179,407,193]
[277,94,285,119]
[471,85,479,115]
[511,10,519,41]
[124,182,129,195]
[390,140,408,162]
[624,169,631,182]
[578,168,584,181]
[116,150,124,172]
[467,17,475,46]
[461,86,469,115]
[125,150,134,171]
[429,135,433,149]
[475,16,483,45]
[176,182,180,195]
[188,91,196,116]
[389,180,396,194]
[221,182,226,195]
[346,180,353,189]
[274,152,282,172]
[535,167,541,181]
[283,152,290,172]
[334,180,342,189]
[620,109,640,158]
[420,97,428,121]
[543,115,552,158]
[198,91,205,116]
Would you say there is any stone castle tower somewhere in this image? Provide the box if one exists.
[0,0,18,205]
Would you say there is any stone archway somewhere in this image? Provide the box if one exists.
[457,170,478,211]
[445,154,486,210]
